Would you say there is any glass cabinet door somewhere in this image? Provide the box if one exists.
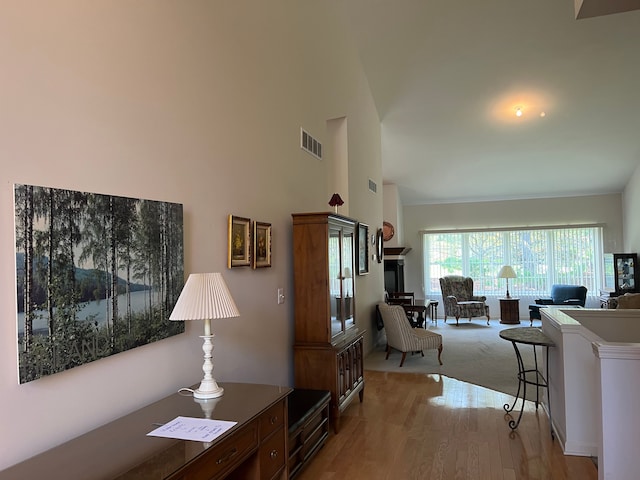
[342,227,355,331]
[328,221,356,339]
[329,227,342,337]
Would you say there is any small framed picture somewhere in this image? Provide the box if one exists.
[357,222,369,275]
[228,215,251,268]
[376,227,384,263]
[253,221,272,269]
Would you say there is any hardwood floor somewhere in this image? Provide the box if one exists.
[295,370,597,480]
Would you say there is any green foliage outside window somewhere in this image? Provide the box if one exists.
[423,227,602,297]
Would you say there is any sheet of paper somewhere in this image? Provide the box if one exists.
[147,416,237,442]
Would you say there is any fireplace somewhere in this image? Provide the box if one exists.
[383,247,411,293]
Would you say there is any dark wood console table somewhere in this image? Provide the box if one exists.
[0,383,292,480]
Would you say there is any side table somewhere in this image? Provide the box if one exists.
[499,327,555,437]
[428,300,438,326]
[499,297,520,324]
[599,293,619,309]
[401,304,427,328]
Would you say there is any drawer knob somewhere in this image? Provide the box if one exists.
[270,416,278,425]
[270,449,279,460]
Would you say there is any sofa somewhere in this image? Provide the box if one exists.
[528,284,587,325]
[616,292,640,309]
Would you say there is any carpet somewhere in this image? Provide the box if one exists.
[365,320,539,400]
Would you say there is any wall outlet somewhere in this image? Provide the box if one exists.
[277,288,285,304]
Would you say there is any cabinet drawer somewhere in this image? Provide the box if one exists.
[300,408,328,458]
[289,417,329,478]
[183,423,258,480]
[259,426,285,480]
[260,400,285,439]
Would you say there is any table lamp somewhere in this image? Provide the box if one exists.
[343,267,352,297]
[498,265,517,298]
[328,193,344,213]
[169,273,240,399]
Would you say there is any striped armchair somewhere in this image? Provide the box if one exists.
[378,303,443,367]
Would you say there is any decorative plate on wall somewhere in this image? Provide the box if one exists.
[383,221,395,242]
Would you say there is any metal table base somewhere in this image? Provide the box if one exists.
[499,327,555,437]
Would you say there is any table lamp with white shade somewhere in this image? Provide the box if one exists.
[498,265,517,298]
[343,267,352,297]
[169,272,240,399]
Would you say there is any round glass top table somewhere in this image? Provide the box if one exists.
[499,327,556,436]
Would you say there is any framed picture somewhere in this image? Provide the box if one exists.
[253,221,272,268]
[14,184,185,383]
[613,253,638,293]
[228,215,251,268]
[357,222,369,275]
[376,227,384,263]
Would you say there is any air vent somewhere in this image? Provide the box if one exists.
[368,179,377,193]
[300,128,322,160]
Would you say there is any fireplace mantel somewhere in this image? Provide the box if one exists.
[384,246,411,256]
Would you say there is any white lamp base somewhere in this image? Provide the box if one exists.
[194,384,224,399]
[193,334,224,399]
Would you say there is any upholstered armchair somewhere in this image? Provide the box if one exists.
[439,275,490,326]
[377,303,443,367]
[528,284,587,325]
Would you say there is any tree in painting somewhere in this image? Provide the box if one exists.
[14,184,184,383]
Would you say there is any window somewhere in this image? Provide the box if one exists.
[422,226,603,298]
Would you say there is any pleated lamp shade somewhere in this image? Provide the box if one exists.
[170,273,240,323]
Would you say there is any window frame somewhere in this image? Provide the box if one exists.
[421,226,604,299]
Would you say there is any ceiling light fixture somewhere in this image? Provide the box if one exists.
[515,107,523,117]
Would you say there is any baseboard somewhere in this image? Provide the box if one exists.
[562,441,598,457]
[551,411,598,457]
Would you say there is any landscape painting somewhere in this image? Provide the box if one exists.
[14,184,185,383]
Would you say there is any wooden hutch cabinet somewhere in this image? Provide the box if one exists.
[292,212,365,433]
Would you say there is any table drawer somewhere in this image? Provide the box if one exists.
[259,426,285,480]
[260,400,285,439]
[183,423,258,480]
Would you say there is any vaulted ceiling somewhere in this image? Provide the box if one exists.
[344,0,640,205]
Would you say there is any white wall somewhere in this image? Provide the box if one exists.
[622,162,640,252]
[401,194,623,308]
[0,1,382,469]
[383,183,404,247]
